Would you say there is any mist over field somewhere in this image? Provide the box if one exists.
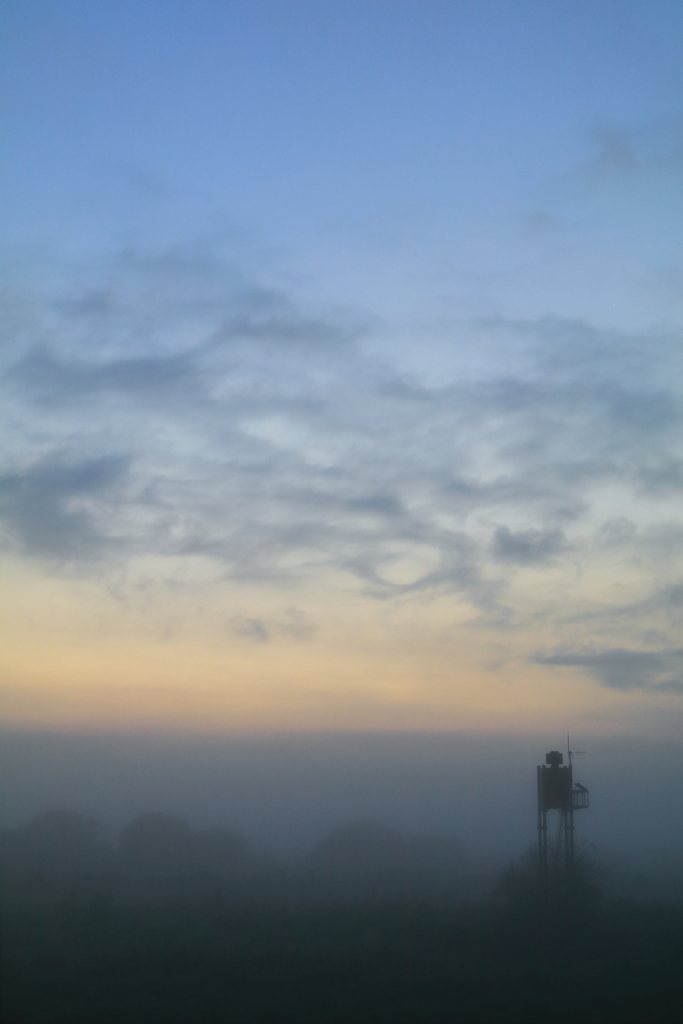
[4,730,683,1022]
[3,730,683,874]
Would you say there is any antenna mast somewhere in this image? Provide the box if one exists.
[567,734,586,768]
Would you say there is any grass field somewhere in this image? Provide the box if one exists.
[3,895,683,1023]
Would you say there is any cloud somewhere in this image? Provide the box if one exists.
[277,607,317,641]
[492,526,566,565]
[637,459,683,495]
[0,455,129,560]
[589,126,637,175]
[9,347,197,400]
[534,647,683,693]
[555,577,683,636]
[562,115,683,187]
[610,581,683,621]
[231,616,271,643]
[1,245,682,640]
[230,608,316,644]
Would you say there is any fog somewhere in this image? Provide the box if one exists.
[2,730,682,872]
[5,729,683,1021]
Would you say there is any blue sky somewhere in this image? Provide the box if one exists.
[1,1,683,734]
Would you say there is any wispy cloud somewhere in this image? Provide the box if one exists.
[534,647,683,693]
[230,608,316,644]
[0,455,129,560]
[492,526,566,565]
[1,244,682,665]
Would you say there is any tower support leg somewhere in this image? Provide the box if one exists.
[537,765,547,893]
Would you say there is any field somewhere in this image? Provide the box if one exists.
[3,896,683,1023]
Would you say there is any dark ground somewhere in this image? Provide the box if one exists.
[2,814,682,1022]
[3,896,683,1024]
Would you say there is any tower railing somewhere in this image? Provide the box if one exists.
[572,783,589,810]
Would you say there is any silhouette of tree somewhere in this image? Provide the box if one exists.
[310,821,406,875]
[118,813,196,877]
[0,810,111,879]
[495,842,602,921]
[117,813,254,878]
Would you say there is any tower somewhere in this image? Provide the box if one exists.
[537,747,588,888]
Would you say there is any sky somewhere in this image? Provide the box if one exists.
[1,0,683,738]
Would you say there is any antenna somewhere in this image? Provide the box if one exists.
[567,734,585,767]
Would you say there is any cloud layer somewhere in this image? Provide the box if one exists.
[1,243,682,691]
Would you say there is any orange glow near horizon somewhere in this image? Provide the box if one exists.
[1,554,679,738]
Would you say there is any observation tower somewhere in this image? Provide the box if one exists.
[537,742,589,885]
